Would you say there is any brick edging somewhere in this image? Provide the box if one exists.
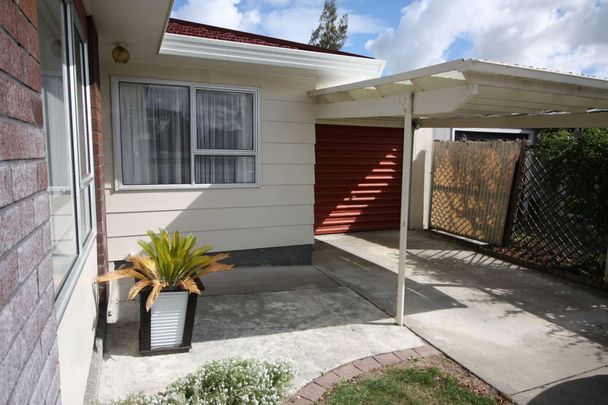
[287,344,442,404]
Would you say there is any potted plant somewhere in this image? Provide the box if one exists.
[96,229,233,355]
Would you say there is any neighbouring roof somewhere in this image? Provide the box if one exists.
[166,18,373,59]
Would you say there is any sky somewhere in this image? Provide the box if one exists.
[171,0,608,77]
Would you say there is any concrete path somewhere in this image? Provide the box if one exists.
[98,266,424,402]
[315,230,608,404]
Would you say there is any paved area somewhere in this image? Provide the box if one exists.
[98,266,425,402]
[316,230,608,404]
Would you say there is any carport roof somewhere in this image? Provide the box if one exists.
[311,59,608,128]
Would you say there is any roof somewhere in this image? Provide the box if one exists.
[166,18,372,59]
[311,59,608,129]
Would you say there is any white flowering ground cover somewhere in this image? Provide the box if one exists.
[107,358,294,405]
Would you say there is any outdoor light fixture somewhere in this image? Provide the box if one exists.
[112,45,130,64]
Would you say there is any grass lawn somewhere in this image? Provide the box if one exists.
[319,357,509,405]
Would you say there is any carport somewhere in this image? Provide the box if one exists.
[309,58,608,325]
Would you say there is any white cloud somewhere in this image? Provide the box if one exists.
[172,0,261,31]
[244,0,322,7]
[263,6,322,42]
[263,4,385,43]
[257,0,291,6]
[345,10,386,35]
[366,0,608,77]
[173,0,385,46]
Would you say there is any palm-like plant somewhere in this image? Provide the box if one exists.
[96,229,233,310]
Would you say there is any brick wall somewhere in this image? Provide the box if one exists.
[0,0,61,403]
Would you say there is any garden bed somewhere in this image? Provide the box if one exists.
[318,355,511,405]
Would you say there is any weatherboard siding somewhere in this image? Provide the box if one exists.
[100,62,316,260]
[103,185,314,212]
[107,225,313,260]
[106,205,313,238]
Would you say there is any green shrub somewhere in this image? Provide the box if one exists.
[537,128,608,243]
[108,358,294,405]
[96,229,233,311]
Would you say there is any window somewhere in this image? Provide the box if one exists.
[39,0,95,297]
[119,83,190,185]
[114,79,259,189]
[194,89,255,184]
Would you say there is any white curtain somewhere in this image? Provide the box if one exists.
[196,90,253,150]
[195,156,255,184]
[195,89,254,183]
[119,83,190,185]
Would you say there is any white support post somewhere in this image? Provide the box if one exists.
[396,93,414,326]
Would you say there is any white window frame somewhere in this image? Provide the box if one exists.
[111,76,261,191]
[50,0,97,319]
[69,12,95,247]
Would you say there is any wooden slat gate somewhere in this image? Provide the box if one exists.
[429,140,523,245]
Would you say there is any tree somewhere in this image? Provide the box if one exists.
[309,0,348,50]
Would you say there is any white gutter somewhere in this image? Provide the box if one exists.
[160,32,385,77]
[157,0,177,54]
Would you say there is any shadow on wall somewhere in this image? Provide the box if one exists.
[104,180,312,324]
[105,124,428,327]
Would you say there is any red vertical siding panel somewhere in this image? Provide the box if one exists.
[314,124,403,235]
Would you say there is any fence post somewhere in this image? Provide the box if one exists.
[427,141,436,230]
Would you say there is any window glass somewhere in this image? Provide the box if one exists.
[39,0,78,291]
[195,156,255,184]
[73,28,90,177]
[196,90,253,150]
[119,83,191,185]
[79,187,91,239]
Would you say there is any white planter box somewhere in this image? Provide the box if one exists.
[139,283,200,355]
[149,291,189,350]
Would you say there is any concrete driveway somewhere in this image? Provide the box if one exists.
[315,230,608,404]
[97,265,424,402]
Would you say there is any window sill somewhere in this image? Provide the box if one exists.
[114,183,262,191]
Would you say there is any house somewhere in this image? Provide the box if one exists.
[1,0,608,404]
